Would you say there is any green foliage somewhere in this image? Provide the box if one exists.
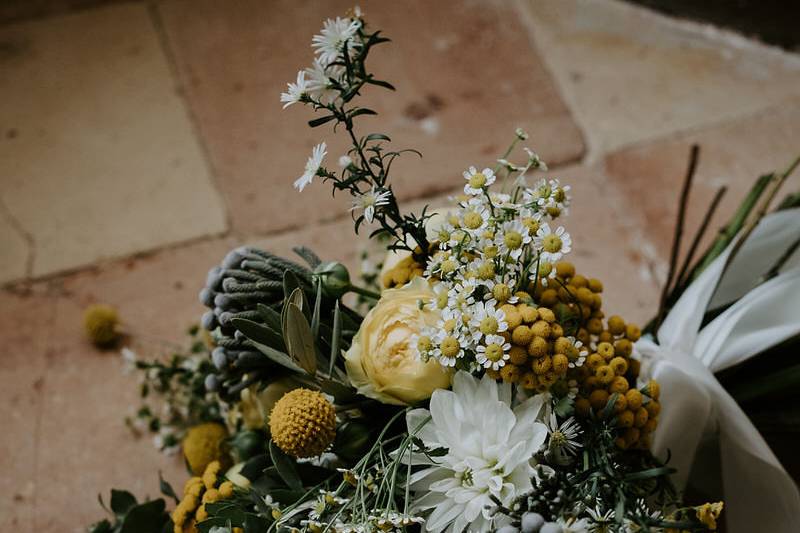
[89,489,172,533]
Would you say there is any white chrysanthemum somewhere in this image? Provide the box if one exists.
[312,17,361,66]
[280,70,309,109]
[294,142,327,191]
[535,223,572,263]
[350,187,391,223]
[404,372,548,533]
[462,166,496,195]
[476,334,510,370]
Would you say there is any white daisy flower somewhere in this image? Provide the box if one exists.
[476,334,511,370]
[350,187,391,223]
[280,70,309,108]
[463,166,496,195]
[447,279,477,310]
[459,203,490,234]
[312,17,362,66]
[469,299,508,340]
[404,372,549,533]
[535,223,572,263]
[498,220,532,260]
[586,507,615,532]
[557,517,591,533]
[431,327,468,367]
[294,142,327,192]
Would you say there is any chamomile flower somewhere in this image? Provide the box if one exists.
[431,328,468,367]
[294,142,327,192]
[460,203,490,233]
[476,334,510,370]
[469,300,508,339]
[280,70,309,108]
[350,187,391,223]
[463,166,496,195]
[546,413,582,464]
[447,279,477,310]
[498,220,532,259]
[536,223,572,262]
[312,17,362,66]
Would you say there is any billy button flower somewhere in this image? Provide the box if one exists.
[269,388,337,459]
[83,303,122,347]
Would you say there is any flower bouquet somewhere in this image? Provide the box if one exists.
[87,9,800,533]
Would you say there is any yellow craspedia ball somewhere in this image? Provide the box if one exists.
[83,304,120,346]
[269,388,336,459]
[183,423,229,476]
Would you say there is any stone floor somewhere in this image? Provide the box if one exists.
[1,0,799,530]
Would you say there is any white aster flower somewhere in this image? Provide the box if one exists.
[351,187,391,223]
[294,142,327,192]
[280,70,309,108]
[404,372,549,533]
[558,517,591,533]
[312,17,362,66]
[463,166,496,195]
[303,58,343,105]
[535,223,572,263]
[586,507,616,532]
[339,154,353,167]
[546,413,582,464]
[476,334,511,370]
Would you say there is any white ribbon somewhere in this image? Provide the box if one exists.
[636,207,800,533]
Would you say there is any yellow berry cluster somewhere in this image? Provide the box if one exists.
[484,302,581,392]
[171,460,239,533]
[269,388,337,458]
[539,262,660,450]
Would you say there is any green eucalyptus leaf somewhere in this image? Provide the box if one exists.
[283,303,317,375]
[334,421,372,460]
[256,303,283,331]
[364,133,391,142]
[329,301,342,375]
[269,440,303,491]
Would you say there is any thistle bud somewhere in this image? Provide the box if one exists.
[212,347,228,369]
[314,261,351,298]
[206,266,223,291]
[201,310,217,331]
[199,287,215,307]
[204,374,219,392]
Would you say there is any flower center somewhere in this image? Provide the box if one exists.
[479,316,499,335]
[440,336,460,358]
[484,343,504,361]
[504,231,523,250]
[492,283,511,302]
[463,211,483,230]
[477,261,495,280]
[469,173,487,189]
[416,335,432,353]
[550,430,566,448]
[553,188,566,202]
[543,234,562,253]
[442,319,457,332]
[522,217,540,233]
[436,292,449,309]
[483,245,498,258]
[440,259,457,274]
[460,468,474,487]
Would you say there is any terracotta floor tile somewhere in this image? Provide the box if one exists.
[604,99,800,279]
[156,0,584,236]
[521,0,800,157]
[0,289,55,529]
[0,211,29,283]
[0,3,227,281]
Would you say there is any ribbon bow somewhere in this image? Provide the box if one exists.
[636,207,800,533]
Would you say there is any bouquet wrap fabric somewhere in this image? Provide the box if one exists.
[637,207,800,533]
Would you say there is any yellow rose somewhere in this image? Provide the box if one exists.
[345,277,451,405]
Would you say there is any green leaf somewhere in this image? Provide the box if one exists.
[311,278,323,340]
[348,108,377,118]
[158,472,179,504]
[231,318,285,351]
[269,440,303,491]
[256,303,282,332]
[88,519,113,533]
[364,133,391,142]
[623,466,675,481]
[119,499,168,533]
[308,114,336,128]
[334,421,372,459]
[110,489,137,516]
[243,338,304,374]
[329,301,342,376]
[283,303,317,375]
[282,270,303,305]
